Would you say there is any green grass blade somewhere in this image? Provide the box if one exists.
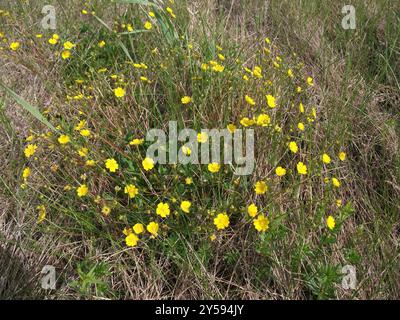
[0,82,56,131]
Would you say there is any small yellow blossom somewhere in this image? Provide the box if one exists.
[339,152,346,161]
[208,162,221,173]
[180,200,191,213]
[142,157,155,171]
[144,21,152,30]
[332,177,341,188]
[58,135,70,144]
[77,184,88,197]
[227,124,236,133]
[80,129,91,137]
[326,215,335,230]
[266,94,276,108]
[297,162,308,175]
[297,122,305,131]
[105,158,119,173]
[156,202,170,218]
[255,181,267,194]
[181,96,192,104]
[289,141,298,153]
[214,213,230,230]
[322,153,331,164]
[247,204,258,218]
[125,233,139,247]
[245,95,256,106]
[256,114,271,126]
[10,42,20,51]
[124,184,138,198]
[22,167,31,179]
[114,87,126,98]
[147,221,159,236]
[129,138,144,146]
[133,223,144,234]
[254,214,269,232]
[102,206,111,216]
[197,132,208,143]
[275,166,287,177]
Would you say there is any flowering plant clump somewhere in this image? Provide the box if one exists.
[3,0,384,299]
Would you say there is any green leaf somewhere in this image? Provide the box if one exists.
[0,82,56,131]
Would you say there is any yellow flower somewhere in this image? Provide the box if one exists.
[114,87,125,98]
[210,234,217,241]
[182,146,191,156]
[240,117,255,127]
[289,141,298,153]
[339,152,346,161]
[185,177,193,185]
[86,159,95,166]
[144,21,153,30]
[212,64,224,72]
[142,157,155,171]
[213,213,230,230]
[37,205,46,223]
[254,214,269,232]
[336,199,342,207]
[297,162,308,175]
[256,114,271,126]
[80,129,91,137]
[74,120,86,131]
[63,41,75,50]
[125,233,139,247]
[197,132,208,143]
[208,162,221,173]
[297,122,305,131]
[98,40,106,48]
[105,158,119,173]
[156,202,170,218]
[307,76,314,86]
[332,177,341,187]
[255,181,267,194]
[61,50,71,59]
[275,166,286,177]
[149,11,155,18]
[133,223,144,234]
[247,204,258,218]
[245,95,256,106]
[10,42,20,51]
[78,147,88,157]
[124,184,138,198]
[129,138,144,146]
[123,227,132,236]
[180,200,191,213]
[58,135,70,144]
[102,206,111,216]
[227,123,236,133]
[287,69,294,78]
[147,221,159,236]
[48,38,58,45]
[22,167,31,179]
[77,184,88,197]
[266,94,276,108]
[299,102,305,113]
[24,144,37,158]
[326,215,335,230]
[322,153,331,164]
[181,96,192,104]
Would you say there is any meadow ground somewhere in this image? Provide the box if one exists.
[0,0,399,299]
